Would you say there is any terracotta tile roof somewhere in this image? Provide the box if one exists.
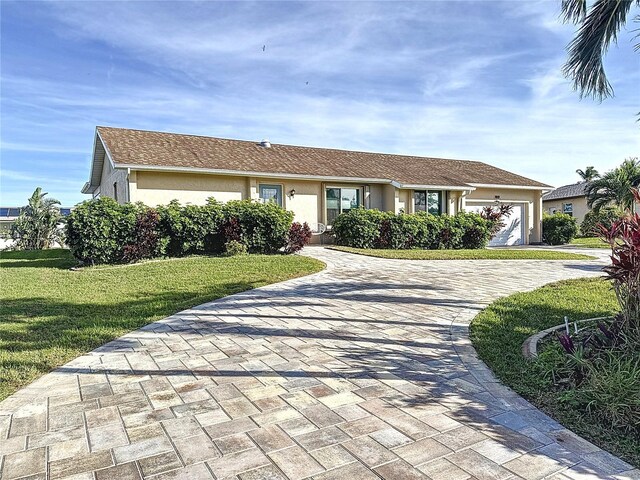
[96,127,551,189]
[542,182,588,201]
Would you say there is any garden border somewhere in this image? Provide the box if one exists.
[522,316,611,359]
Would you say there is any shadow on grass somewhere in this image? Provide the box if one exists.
[0,248,76,269]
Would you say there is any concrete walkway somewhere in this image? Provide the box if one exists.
[1,247,636,480]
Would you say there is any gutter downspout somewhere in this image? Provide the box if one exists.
[126,168,131,203]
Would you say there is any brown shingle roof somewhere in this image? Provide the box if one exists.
[95,127,550,189]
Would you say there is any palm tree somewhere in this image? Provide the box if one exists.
[561,0,639,101]
[10,187,64,250]
[585,158,640,213]
[576,166,600,182]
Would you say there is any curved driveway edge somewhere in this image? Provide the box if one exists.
[0,247,637,480]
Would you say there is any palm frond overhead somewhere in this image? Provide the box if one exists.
[561,0,588,23]
[563,0,638,101]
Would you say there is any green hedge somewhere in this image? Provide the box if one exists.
[66,198,296,264]
[332,209,492,250]
[542,212,578,245]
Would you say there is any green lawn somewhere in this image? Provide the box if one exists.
[0,249,324,401]
[470,278,639,466]
[570,237,610,248]
[328,246,595,260]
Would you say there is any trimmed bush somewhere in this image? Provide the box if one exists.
[580,206,622,237]
[222,200,293,254]
[156,199,224,256]
[332,209,388,248]
[66,197,141,264]
[457,212,493,249]
[379,214,423,249]
[223,240,248,256]
[543,213,578,245]
[67,198,296,264]
[332,208,491,250]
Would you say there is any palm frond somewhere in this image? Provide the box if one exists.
[561,0,588,23]
[563,0,636,101]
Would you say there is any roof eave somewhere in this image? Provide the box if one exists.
[116,164,477,190]
[467,183,553,191]
[118,164,394,185]
[83,128,117,194]
[398,183,474,191]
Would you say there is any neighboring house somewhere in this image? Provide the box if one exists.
[542,183,589,225]
[82,127,552,246]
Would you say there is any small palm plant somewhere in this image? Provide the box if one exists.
[10,187,64,250]
[576,166,599,182]
[585,158,640,213]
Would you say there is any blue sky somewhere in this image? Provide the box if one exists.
[1,1,638,206]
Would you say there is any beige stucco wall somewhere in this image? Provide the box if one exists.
[398,189,411,213]
[98,162,128,203]
[543,196,589,225]
[111,170,546,244]
[368,184,384,210]
[130,171,245,205]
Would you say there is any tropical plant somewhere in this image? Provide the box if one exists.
[580,206,622,237]
[561,0,640,101]
[10,187,64,250]
[285,222,312,254]
[479,204,514,238]
[576,166,600,182]
[601,189,640,336]
[585,158,640,213]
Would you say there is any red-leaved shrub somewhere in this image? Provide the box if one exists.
[285,222,312,253]
[480,204,514,238]
[123,209,161,263]
[601,188,640,336]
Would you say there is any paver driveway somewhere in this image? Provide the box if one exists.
[1,247,636,480]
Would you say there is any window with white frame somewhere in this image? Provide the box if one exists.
[563,203,573,216]
[326,187,362,226]
[414,190,443,215]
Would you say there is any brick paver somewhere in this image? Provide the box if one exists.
[1,247,637,479]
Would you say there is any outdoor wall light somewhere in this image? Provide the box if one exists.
[289,189,296,198]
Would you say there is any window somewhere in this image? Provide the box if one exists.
[414,190,443,215]
[113,182,118,202]
[326,187,361,225]
[563,203,573,216]
[259,184,282,207]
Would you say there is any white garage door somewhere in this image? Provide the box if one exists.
[466,203,525,246]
